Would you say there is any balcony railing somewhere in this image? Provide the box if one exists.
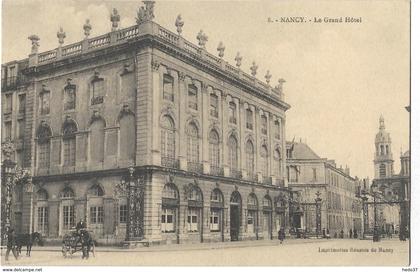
[161,156,179,169]
[210,165,223,176]
[91,96,104,105]
[187,162,203,174]
[230,169,242,179]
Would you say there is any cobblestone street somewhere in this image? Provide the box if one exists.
[0,238,410,266]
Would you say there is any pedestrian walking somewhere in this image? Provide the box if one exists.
[349,228,353,238]
[339,229,344,239]
[5,228,18,261]
[278,228,285,244]
[353,230,358,239]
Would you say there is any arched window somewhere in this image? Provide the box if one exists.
[247,193,258,234]
[163,74,174,102]
[186,122,199,163]
[209,130,220,170]
[61,187,75,231]
[90,119,105,163]
[63,120,77,167]
[36,189,49,235]
[380,145,384,155]
[274,120,280,140]
[246,140,255,178]
[228,135,238,173]
[88,184,104,197]
[379,164,386,177]
[260,145,269,178]
[187,186,203,232]
[385,145,389,155]
[37,123,52,169]
[119,114,136,161]
[188,84,198,110]
[210,189,224,231]
[273,149,281,177]
[263,195,272,209]
[161,116,176,166]
[161,183,179,233]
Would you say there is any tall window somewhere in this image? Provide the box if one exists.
[380,145,384,155]
[37,123,52,169]
[312,168,317,181]
[379,164,386,177]
[210,94,219,118]
[63,120,77,166]
[4,121,12,140]
[228,135,238,171]
[90,119,105,163]
[274,120,280,139]
[37,207,48,234]
[247,194,258,233]
[90,206,104,224]
[246,109,253,130]
[260,145,269,178]
[261,115,268,135]
[385,145,389,155]
[18,120,25,139]
[228,102,237,124]
[4,94,12,113]
[186,122,199,163]
[119,114,136,161]
[64,84,76,110]
[18,94,26,114]
[119,203,128,223]
[161,116,176,165]
[246,140,255,177]
[63,205,75,230]
[209,130,220,168]
[91,78,104,105]
[163,74,174,102]
[273,149,281,177]
[188,84,198,110]
[161,184,179,233]
[187,187,202,232]
[210,189,224,232]
[40,91,50,115]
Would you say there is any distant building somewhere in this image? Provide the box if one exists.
[286,141,362,236]
[371,116,410,237]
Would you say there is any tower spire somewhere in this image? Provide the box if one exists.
[379,115,385,130]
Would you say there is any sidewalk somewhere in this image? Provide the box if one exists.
[30,237,332,253]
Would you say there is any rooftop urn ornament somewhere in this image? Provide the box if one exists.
[265,70,272,84]
[110,8,120,31]
[235,52,242,68]
[28,34,40,54]
[277,78,286,91]
[83,19,92,39]
[196,30,208,49]
[57,27,66,46]
[136,0,155,24]
[250,61,258,77]
[175,14,184,35]
[217,42,225,58]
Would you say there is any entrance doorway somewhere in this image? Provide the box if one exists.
[230,191,242,242]
[263,211,272,239]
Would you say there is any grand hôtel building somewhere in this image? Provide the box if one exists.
[1,1,292,245]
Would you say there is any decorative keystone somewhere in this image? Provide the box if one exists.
[175,14,184,35]
[28,35,40,54]
[217,42,225,58]
[234,52,242,68]
[57,27,66,46]
[250,61,258,77]
[110,8,120,31]
[83,19,92,39]
[196,30,208,49]
[265,70,272,84]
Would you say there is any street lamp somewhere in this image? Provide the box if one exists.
[371,184,381,242]
[315,191,322,238]
[356,179,370,239]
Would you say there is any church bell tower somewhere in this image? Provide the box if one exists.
[374,115,394,178]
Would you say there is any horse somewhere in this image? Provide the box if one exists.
[80,230,95,259]
[15,232,43,257]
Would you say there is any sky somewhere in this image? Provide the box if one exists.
[1,0,410,180]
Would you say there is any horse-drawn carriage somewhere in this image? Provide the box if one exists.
[62,229,96,259]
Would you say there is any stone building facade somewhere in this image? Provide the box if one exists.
[1,1,291,245]
[286,141,362,237]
